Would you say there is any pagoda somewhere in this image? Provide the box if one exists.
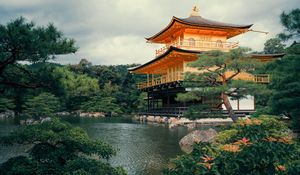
[130,6,283,117]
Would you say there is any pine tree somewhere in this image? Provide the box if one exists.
[177,48,263,122]
[0,119,126,175]
[0,97,15,112]
[22,92,60,119]
[267,43,300,129]
[278,9,300,41]
[0,17,77,89]
[267,8,300,130]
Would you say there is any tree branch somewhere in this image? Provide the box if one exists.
[216,102,224,108]
[0,48,18,74]
[0,80,48,89]
[12,64,36,80]
[206,68,213,73]
[215,65,224,71]
[227,88,238,96]
[226,69,241,81]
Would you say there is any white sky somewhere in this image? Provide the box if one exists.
[0,0,299,65]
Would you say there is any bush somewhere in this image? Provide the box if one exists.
[183,104,223,120]
[80,96,122,114]
[22,92,60,119]
[0,97,15,112]
[164,117,300,175]
[0,118,126,175]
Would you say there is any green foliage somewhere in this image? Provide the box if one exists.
[22,92,60,119]
[136,92,147,111]
[1,61,142,114]
[114,72,142,114]
[178,48,263,121]
[100,82,119,97]
[176,91,201,102]
[231,117,288,141]
[287,160,300,174]
[214,129,238,144]
[0,97,15,112]
[53,66,100,110]
[252,85,273,117]
[0,17,77,89]
[67,63,142,113]
[183,103,223,120]
[256,9,300,129]
[0,118,126,175]
[267,43,300,130]
[0,156,35,175]
[0,18,142,114]
[188,47,258,88]
[53,66,99,98]
[164,117,300,175]
[64,157,127,175]
[81,96,122,114]
[278,9,300,41]
[164,142,220,175]
[264,38,285,54]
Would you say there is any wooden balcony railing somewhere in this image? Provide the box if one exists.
[137,73,184,89]
[254,74,270,83]
[155,40,239,56]
[137,73,270,89]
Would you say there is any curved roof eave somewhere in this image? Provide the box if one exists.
[174,16,253,29]
[146,16,253,42]
[145,16,177,41]
[129,46,202,72]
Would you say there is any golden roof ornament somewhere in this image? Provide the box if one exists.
[190,5,200,16]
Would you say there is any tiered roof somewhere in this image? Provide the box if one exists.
[130,6,273,74]
[146,16,253,43]
[129,46,201,73]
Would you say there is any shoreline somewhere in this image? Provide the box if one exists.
[133,115,233,129]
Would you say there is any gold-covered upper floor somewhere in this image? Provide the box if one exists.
[131,49,284,90]
[130,6,284,90]
[155,39,239,56]
[137,73,270,90]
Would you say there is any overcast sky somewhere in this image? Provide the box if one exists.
[0,0,299,65]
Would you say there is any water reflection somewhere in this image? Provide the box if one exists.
[0,117,188,175]
[69,118,188,175]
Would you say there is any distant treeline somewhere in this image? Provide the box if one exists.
[0,59,147,118]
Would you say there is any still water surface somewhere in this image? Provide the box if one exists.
[0,117,189,175]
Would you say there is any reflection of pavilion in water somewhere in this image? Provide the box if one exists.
[130,6,284,117]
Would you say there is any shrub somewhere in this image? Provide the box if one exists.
[164,116,300,175]
[80,96,122,114]
[0,97,15,112]
[0,118,126,175]
[22,92,60,119]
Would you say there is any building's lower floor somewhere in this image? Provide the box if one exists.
[141,83,255,117]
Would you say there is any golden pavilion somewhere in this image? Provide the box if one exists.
[130,6,283,116]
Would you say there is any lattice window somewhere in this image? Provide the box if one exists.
[188,38,195,47]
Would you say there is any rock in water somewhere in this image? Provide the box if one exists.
[179,128,217,153]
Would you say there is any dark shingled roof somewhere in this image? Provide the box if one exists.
[177,16,253,29]
[146,16,253,41]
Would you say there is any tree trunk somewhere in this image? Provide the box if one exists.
[222,93,238,122]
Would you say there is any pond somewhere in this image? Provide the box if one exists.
[0,117,189,175]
